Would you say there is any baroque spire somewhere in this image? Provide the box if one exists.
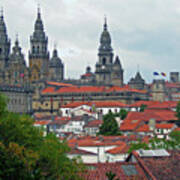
[0,7,7,34]
[0,8,11,63]
[99,16,113,54]
[29,6,49,59]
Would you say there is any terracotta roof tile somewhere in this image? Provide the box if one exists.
[34,120,51,125]
[120,119,142,131]
[61,101,128,108]
[106,142,129,154]
[84,162,148,180]
[136,124,150,132]
[46,81,75,87]
[84,120,103,128]
[41,85,147,94]
[132,150,180,180]
[125,110,177,122]
[155,123,175,129]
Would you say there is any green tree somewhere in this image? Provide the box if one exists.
[139,104,147,112]
[106,171,119,180]
[99,112,120,136]
[175,101,180,126]
[128,141,149,153]
[0,94,85,180]
[118,109,128,120]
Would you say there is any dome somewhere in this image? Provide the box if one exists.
[49,49,63,68]
[99,18,113,52]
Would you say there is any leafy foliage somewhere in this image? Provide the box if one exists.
[139,104,147,112]
[0,94,85,180]
[128,141,149,153]
[175,101,180,126]
[114,109,128,120]
[99,112,121,136]
[106,171,119,180]
[129,131,180,153]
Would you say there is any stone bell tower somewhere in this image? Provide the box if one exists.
[29,7,49,82]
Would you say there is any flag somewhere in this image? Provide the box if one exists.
[161,72,166,77]
[153,72,159,76]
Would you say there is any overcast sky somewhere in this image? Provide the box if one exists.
[1,0,180,83]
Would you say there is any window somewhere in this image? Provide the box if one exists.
[0,48,2,54]
[102,57,106,65]
[37,46,40,53]
[32,46,35,53]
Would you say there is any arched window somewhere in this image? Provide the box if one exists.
[37,46,40,53]
[102,57,106,65]
[32,46,35,53]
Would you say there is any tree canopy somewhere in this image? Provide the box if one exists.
[128,131,180,153]
[99,112,121,136]
[175,101,180,126]
[0,94,84,180]
[139,104,147,112]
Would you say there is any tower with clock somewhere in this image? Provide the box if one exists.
[95,18,124,86]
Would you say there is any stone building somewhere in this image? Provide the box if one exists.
[80,66,96,83]
[170,72,179,83]
[95,18,124,86]
[151,79,166,102]
[32,82,149,116]
[128,71,145,90]
[0,8,64,85]
[0,85,33,114]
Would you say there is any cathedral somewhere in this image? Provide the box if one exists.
[0,8,64,85]
[0,7,145,89]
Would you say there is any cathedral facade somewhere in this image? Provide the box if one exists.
[0,8,64,86]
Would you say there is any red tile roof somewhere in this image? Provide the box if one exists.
[106,142,129,154]
[81,73,94,77]
[46,81,75,87]
[34,120,51,125]
[155,123,175,129]
[54,116,71,121]
[61,101,128,108]
[147,101,177,109]
[174,127,180,131]
[83,162,148,180]
[129,101,156,108]
[41,85,147,94]
[120,119,142,131]
[136,124,151,132]
[125,110,177,122]
[84,120,103,128]
[165,82,180,88]
[130,150,180,180]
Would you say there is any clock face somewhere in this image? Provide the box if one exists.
[102,65,105,69]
